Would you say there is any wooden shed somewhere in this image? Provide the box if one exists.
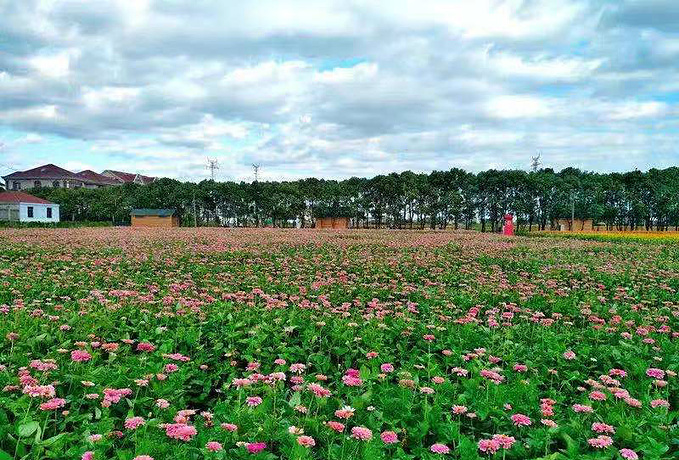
[131,209,179,227]
[315,216,350,229]
[553,218,594,231]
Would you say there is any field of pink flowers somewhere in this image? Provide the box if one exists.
[0,228,677,460]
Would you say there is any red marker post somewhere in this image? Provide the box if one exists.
[502,214,514,236]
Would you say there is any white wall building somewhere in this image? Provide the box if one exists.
[0,192,60,223]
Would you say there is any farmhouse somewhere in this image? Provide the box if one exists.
[315,216,350,229]
[0,191,60,223]
[130,209,179,227]
[2,164,156,190]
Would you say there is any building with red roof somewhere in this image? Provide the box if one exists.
[101,170,156,185]
[2,164,157,190]
[0,191,60,222]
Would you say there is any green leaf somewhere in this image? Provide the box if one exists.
[288,392,301,408]
[0,450,12,460]
[17,421,39,438]
[41,433,66,447]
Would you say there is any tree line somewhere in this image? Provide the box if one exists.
[19,167,679,231]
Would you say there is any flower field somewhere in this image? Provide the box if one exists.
[0,228,677,460]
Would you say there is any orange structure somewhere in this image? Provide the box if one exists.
[130,209,179,227]
[315,216,350,229]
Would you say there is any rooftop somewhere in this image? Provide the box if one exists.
[0,191,55,204]
[130,209,175,217]
[2,164,80,181]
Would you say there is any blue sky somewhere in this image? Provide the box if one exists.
[1,0,678,182]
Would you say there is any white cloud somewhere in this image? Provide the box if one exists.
[607,101,668,120]
[486,95,554,119]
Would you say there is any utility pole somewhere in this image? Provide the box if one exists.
[530,152,541,172]
[206,158,219,181]
[252,164,261,227]
[571,191,575,232]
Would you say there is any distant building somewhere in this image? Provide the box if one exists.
[75,170,123,188]
[0,191,60,223]
[553,218,594,231]
[3,164,83,190]
[130,209,179,227]
[2,164,157,190]
[315,216,350,229]
[102,170,156,185]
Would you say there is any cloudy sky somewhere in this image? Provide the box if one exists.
[0,0,677,182]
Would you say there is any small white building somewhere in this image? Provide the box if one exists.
[0,191,60,223]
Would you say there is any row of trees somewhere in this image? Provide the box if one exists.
[19,167,679,231]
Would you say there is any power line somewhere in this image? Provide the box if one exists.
[252,163,260,182]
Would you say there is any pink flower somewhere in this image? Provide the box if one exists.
[511,413,532,426]
[133,456,154,460]
[335,406,355,419]
[156,399,170,409]
[308,383,331,398]
[82,452,94,460]
[588,435,613,449]
[492,434,515,449]
[165,423,197,442]
[646,368,665,379]
[206,441,223,451]
[137,342,156,352]
[165,363,179,373]
[650,399,669,408]
[589,391,606,401]
[430,443,450,454]
[452,405,468,415]
[591,422,615,434]
[351,426,373,441]
[246,396,262,407]
[221,423,238,432]
[572,404,593,413]
[478,439,500,454]
[620,448,639,459]
[563,350,576,360]
[342,368,363,386]
[513,364,527,372]
[40,398,66,411]
[297,436,316,448]
[326,421,345,432]
[381,363,394,373]
[381,431,398,444]
[289,363,306,373]
[88,434,102,442]
[71,350,92,362]
[124,416,145,430]
[246,442,267,454]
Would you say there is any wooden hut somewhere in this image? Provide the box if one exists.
[130,209,179,227]
[315,216,350,229]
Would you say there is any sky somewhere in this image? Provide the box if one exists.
[0,0,678,182]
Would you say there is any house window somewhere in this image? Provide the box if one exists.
[47,207,52,218]
[27,207,34,218]
[12,181,20,190]
[52,181,60,187]
[34,180,42,188]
